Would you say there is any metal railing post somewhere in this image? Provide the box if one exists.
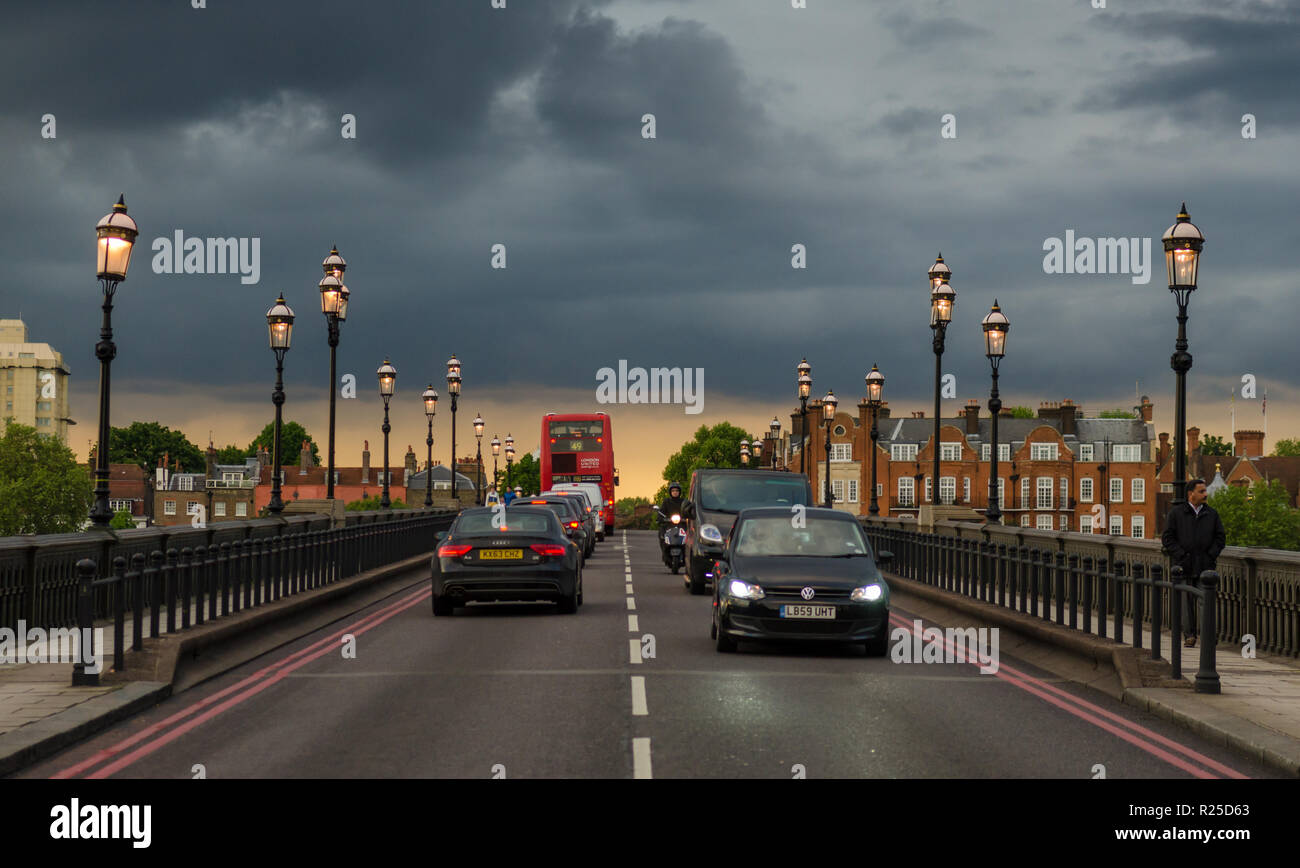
[71,559,99,686]
[1195,571,1221,694]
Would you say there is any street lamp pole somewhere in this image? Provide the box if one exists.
[423,385,438,507]
[822,389,838,508]
[447,356,461,503]
[320,247,347,500]
[797,358,811,475]
[866,364,884,516]
[266,296,296,515]
[377,360,397,509]
[928,253,955,506]
[504,434,515,493]
[473,414,485,505]
[491,435,501,498]
[1162,204,1205,508]
[982,301,1010,524]
[90,196,139,526]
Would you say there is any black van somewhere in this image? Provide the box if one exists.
[681,469,814,594]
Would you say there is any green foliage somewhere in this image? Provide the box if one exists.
[1208,480,1300,551]
[505,452,540,495]
[653,421,751,508]
[215,443,249,465]
[616,496,652,530]
[1199,434,1231,456]
[110,508,135,529]
[1271,438,1300,457]
[248,421,319,466]
[1008,406,1035,419]
[110,421,204,472]
[345,494,409,511]
[0,423,94,535]
[1097,409,1137,419]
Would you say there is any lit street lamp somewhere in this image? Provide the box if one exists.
[740,438,750,466]
[377,359,397,509]
[751,435,763,466]
[797,358,812,475]
[769,416,781,469]
[1162,203,1205,507]
[422,385,438,507]
[822,389,838,508]
[320,246,348,500]
[473,413,485,505]
[446,355,461,502]
[982,301,1010,524]
[865,364,884,516]
[265,296,295,514]
[491,435,501,498]
[928,253,955,505]
[90,196,139,526]
[504,434,516,492]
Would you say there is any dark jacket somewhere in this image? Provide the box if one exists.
[660,496,686,518]
[1161,501,1226,581]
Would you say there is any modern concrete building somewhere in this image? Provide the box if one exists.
[0,318,72,442]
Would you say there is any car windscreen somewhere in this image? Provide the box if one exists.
[699,475,810,512]
[455,511,556,536]
[733,516,873,558]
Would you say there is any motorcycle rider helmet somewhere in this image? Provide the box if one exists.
[668,482,681,497]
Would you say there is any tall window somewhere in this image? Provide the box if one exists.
[832,480,845,501]
[236,502,248,517]
[1080,515,1093,533]
[963,477,971,502]
[1131,478,1145,502]
[891,444,918,461]
[925,477,932,502]
[897,477,914,506]
[939,477,956,505]
[941,443,962,461]
[1031,443,1058,461]
[1110,477,1123,503]
[1130,515,1146,539]
[1109,514,1123,535]
[831,444,852,461]
[1036,477,1054,510]
[1060,477,1068,507]
[997,478,1005,508]
[999,443,1011,462]
[847,480,859,503]
[981,444,990,461]
[164,500,176,515]
[1080,477,1094,502]
[1020,514,1031,527]
[1020,477,1030,507]
[1060,515,1069,530]
[214,502,227,517]
[1079,443,1094,461]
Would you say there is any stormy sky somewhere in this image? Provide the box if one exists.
[2,0,1297,497]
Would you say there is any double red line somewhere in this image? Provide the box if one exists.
[887,612,1248,779]
[53,587,432,779]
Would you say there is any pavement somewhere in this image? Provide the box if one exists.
[2,530,1294,779]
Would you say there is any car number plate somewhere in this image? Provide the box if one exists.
[780,605,836,620]
[478,549,523,560]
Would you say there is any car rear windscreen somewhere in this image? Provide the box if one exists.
[455,512,555,535]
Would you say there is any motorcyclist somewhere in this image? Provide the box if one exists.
[658,483,686,563]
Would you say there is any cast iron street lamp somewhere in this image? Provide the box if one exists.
[769,416,781,468]
[1162,203,1205,507]
[491,435,501,498]
[751,436,763,467]
[90,196,139,526]
[473,413,485,505]
[982,301,1009,524]
[446,355,461,502]
[422,385,438,507]
[265,296,295,514]
[865,364,884,516]
[928,253,955,505]
[504,434,516,492]
[320,246,347,500]
[377,359,397,508]
[822,389,838,507]
[797,358,812,474]
[740,438,751,465]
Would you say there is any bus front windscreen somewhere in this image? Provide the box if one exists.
[549,420,604,438]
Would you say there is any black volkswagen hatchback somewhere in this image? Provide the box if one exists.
[711,507,893,655]
[432,506,583,615]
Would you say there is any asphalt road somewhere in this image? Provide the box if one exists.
[16,530,1282,779]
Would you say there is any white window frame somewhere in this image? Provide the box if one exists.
[981,444,990,461]
[897,477,915,507]
[925,477,932,502]
[1020,514,1031,527]
[108,498,132,512]
[939,477,956,505]
[847,480,859,503]
[1060,515,1069,530]
[1109,514,1124,535]
[891,444,918,462]
[1060,477,1068,508]
[1112,444,1141,462]
[1080,477,1094,503]
[1079,443,1094,461]
[1080,515,1093,534]
[830,443,852,462]
[1036,514,1054,530]
[1020,477,1030,507]
[236,502,248,517]
[186,501,201,516]
[1110,477,1123,503]
[1036,476,1054,510]
[876,483,883,497]
[1031,443,1058,461]
[963,477,971,503]
[940,443,961,461]
[1131,478,1145,503]
[1130,515,1145,539]
[996,478,1005,508]
[214,501,227,517]
[178,476,194,491]
[831,480,845,502]
[999,443,1011,462]
[164,500,176,516]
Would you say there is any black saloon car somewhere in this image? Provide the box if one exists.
[431,506,583,615]
[711,507,893,655]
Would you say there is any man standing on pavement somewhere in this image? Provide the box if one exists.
[1161,478,1226,648]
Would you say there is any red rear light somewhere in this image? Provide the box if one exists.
[530,543,567,557]
[568,521,580,529]
[438,544,472,558]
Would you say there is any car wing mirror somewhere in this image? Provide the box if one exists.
[876,550,894,566]
[682,502,695,519]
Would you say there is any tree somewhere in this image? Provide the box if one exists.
[616,496,652,530]
[110,508,135,529]
[1199,434,1231,456]
[215,443,249,465]
[0,423,94,535]
[504,452,540,495]
[1098,409,1137,419]
[1208,480,1300,551]
[346,494,408,511]
[1008,406,1035,419]
[654,421,751,508]
[248,421,319,466]
[1271,438,1300,457]
[109,421,204,472]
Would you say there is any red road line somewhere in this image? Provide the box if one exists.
[887,612,1247,779]
[53,586,430,779]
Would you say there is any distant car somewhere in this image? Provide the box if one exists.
[542,489,601,548]
[431,506,582,615]
[682,469,814,595]
[711,507,893,655]
[515,496,593,559]
[547,483,607,540]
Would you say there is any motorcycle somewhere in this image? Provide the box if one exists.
[654,507,686,574]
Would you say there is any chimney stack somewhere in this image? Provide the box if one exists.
[1187,426,1201,457]
[1139,395,1153,423]
[361,440,370,484]
[876,401,890,420]
[299,439,312,475]
[1158,432,1170,467]
[963,399,979,435]
[1234,429,1265,458]
[205,440,216,479]
[1060,399,1078,437]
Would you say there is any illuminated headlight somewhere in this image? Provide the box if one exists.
[700,524,724,543]
[728,579,765,600]
[851,584,885,603]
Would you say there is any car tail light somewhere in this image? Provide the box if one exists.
[437,544,472,558]
[530,544,567,557]
[568,521,580,529]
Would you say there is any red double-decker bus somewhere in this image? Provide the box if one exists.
[541,412,615,529]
